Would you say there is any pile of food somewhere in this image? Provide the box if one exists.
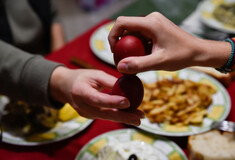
[97,140,160,160]
[139,77,217,126]
[1,101,78,136]
[1,101,59,136]
[213,2,235,28]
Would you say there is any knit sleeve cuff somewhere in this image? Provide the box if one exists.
[20,55,64,108]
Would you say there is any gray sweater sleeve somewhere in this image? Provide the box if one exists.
[0,41,62,107]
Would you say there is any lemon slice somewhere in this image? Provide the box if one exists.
[58,103,79,121]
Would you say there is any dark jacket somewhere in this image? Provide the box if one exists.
[0,0,53,52]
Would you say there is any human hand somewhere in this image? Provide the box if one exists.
[49,67,144,126]
[108,12,230,74]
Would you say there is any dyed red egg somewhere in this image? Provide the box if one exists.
[112,75,144,111]
[113,35,145,66]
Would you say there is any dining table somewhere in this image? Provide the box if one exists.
[0,0,235,160]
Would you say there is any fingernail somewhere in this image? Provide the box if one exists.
[118,63,128,71]
[120,100,130,108]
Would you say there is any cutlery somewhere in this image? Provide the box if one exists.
[211,120,235,132]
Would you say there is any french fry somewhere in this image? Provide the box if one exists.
[140,77,216,126]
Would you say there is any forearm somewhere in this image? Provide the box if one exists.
[50,23,66,51]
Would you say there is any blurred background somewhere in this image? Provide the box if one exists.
[54,0,137,42]
[54,0,234,42]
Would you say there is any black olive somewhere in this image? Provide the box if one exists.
[128,154,138,160]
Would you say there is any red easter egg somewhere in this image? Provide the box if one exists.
[112,75,144,111]
[113,35,145,66]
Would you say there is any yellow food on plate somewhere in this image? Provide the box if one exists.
[58,103,79,122]
[213,2,235,28]
[139,77,216,126]
[26,132,57,142]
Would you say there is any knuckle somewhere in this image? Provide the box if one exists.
[146,13,163,29]
[116,16,125,23]
[115,16,127,27]
[149,12,162,18]
[87,94,100,104]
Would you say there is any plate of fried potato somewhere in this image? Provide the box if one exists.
[137,68,231,137]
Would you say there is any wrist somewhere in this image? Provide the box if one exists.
[216,38,235,73]
[49,66,70,104]
[192,38,231,68]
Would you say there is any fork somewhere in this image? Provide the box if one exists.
[211,120,235,132]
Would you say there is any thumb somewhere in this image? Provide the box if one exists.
[117,54,162,74]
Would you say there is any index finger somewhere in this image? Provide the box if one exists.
[108,16,149,52]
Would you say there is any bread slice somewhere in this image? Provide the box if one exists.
[188,130,235,160]
[189,66,233,87]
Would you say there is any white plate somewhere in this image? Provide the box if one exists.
[199,0,235,34]
[0,96,93,146]
[75,128,187,160]
[137,69,231,137]
[90,21,115,66]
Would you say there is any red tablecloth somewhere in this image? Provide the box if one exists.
[0,19,234,160]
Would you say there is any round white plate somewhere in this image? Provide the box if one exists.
[0,96,93,146]
[199,0,235,34]
[90,21,115,66]
[75,128,187,160]
[137,68,231,137]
